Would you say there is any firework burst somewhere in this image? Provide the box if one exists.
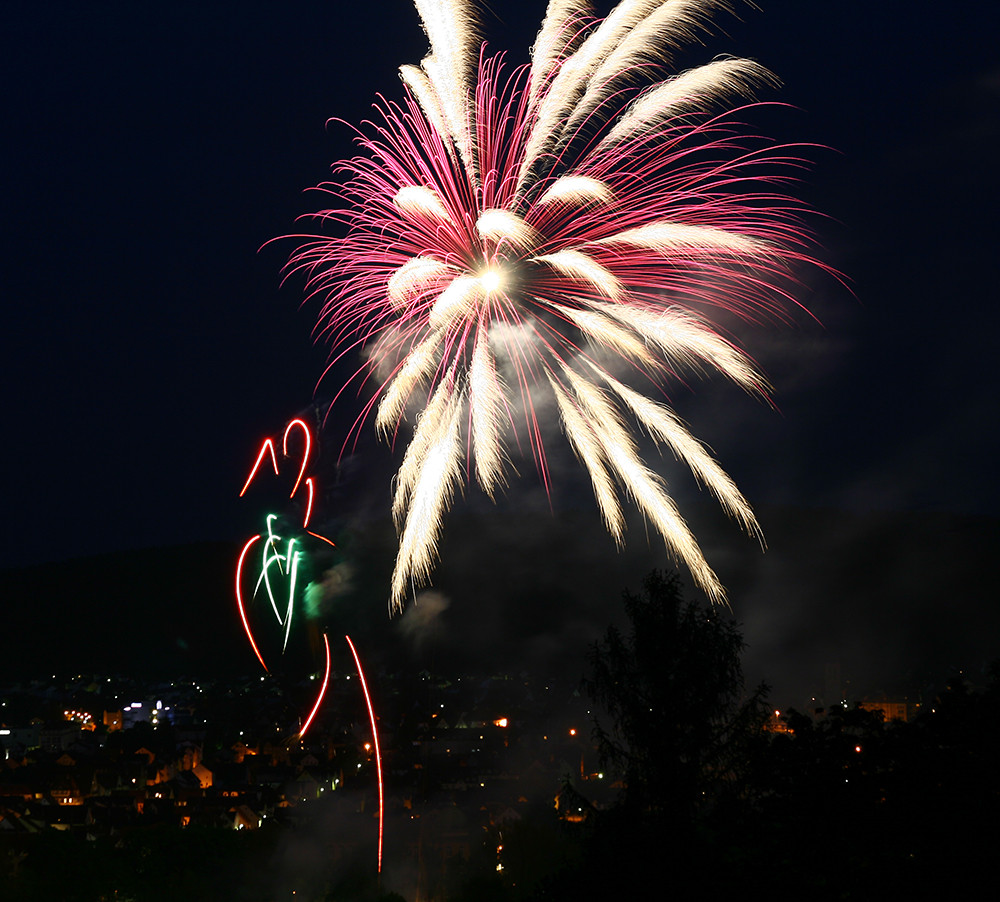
[236,417,337,738]
[288,0,823,610]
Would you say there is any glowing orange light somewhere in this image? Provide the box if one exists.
[306,529,336,548]
[494,717,508,728]
[569,728,577,737]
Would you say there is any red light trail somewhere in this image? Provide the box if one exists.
[296,632,331,739]
[234,416,336,738]
[346,633,384,874]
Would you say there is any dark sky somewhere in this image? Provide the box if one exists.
[3,2,999,701]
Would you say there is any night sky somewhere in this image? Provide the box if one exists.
[3,2,999,701]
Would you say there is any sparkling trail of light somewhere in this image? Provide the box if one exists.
[307,529,337,548]
[297,632,331,739]
[302,476,316,528]
[288,0,832,609]
[282,418,312,500]
[235,417,337,737]
[235,534,268,671]
[345,634,384,874]
[281,537,299,653]
[239,439,278,498]
[256,514,287,624]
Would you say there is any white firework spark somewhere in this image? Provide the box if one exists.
[289,0,824,610]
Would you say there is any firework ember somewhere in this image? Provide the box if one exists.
[346,634,384,873]
[288,0,823,609]
[235,416,336,738]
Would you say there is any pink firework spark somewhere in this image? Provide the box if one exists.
[286,0,828,609]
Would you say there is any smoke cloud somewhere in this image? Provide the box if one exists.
[304,562,355,620]
[397,588,451,649]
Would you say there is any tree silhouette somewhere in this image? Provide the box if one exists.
[583,570,769,822]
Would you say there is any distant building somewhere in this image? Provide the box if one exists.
[0,726,40,753]
[103,710,123,731]
[123,702,150,728]
[859,696,909,723]
[554,781,596,824]
[39,725,80,753]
